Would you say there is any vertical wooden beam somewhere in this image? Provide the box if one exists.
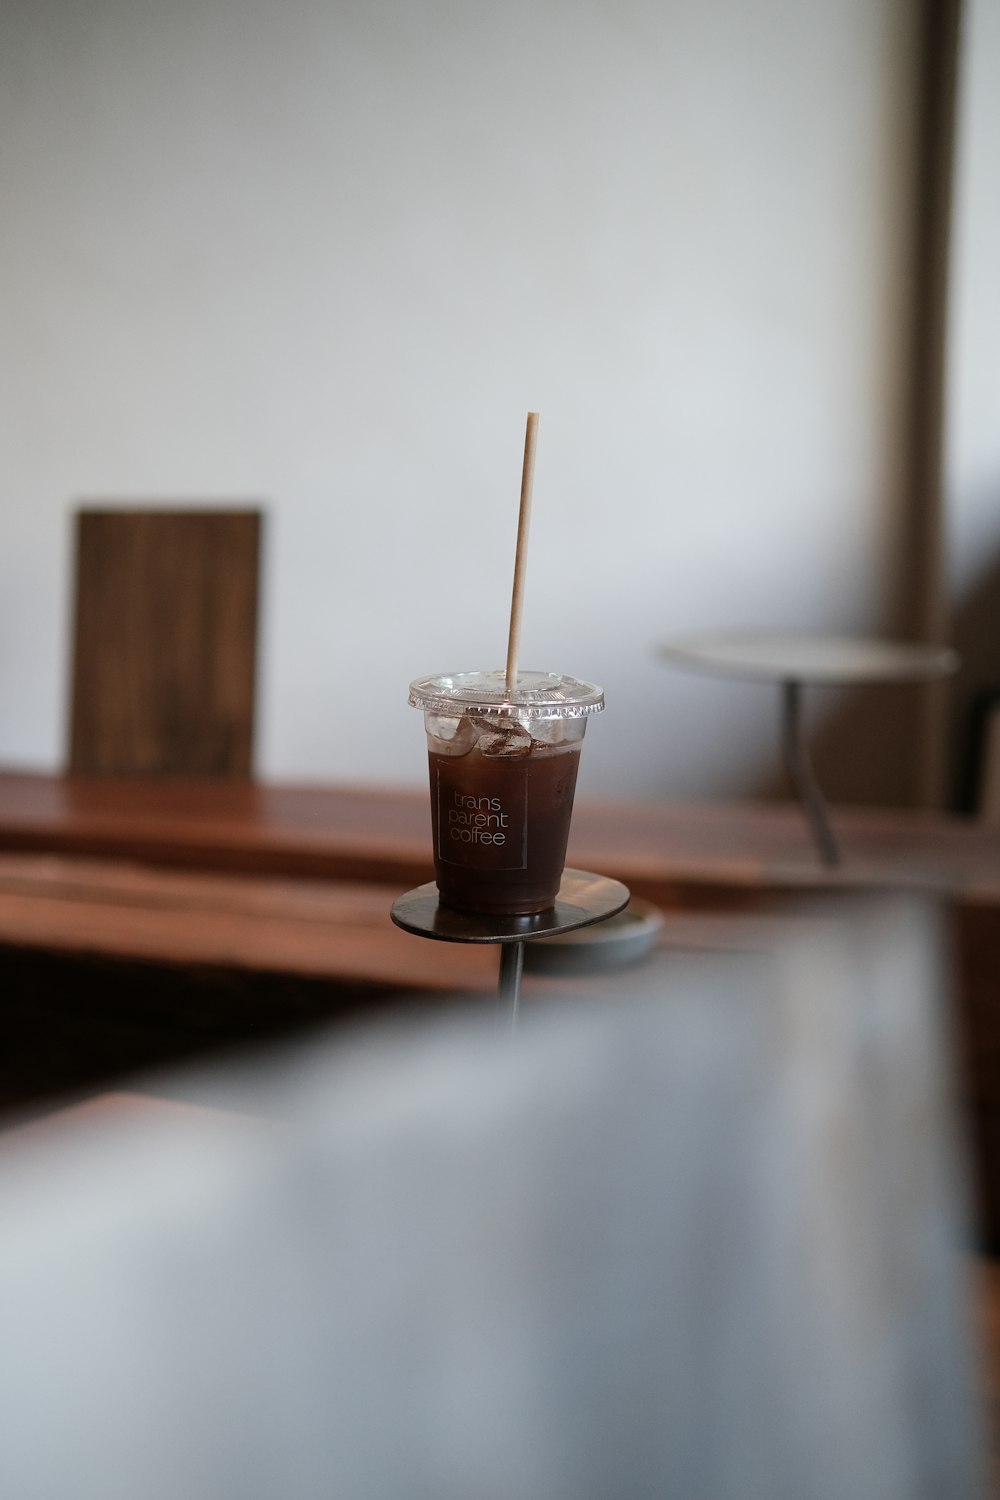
[903,0,963,806]
[69,509,261,777]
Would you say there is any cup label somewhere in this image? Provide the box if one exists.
[435,764,528,870]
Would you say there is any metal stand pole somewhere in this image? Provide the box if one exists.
[781,680,840,868]
[497,941,525,1027]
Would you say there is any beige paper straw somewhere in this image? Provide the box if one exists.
[505,411,539,697]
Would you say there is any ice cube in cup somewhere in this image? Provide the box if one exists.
[425,713,479,758]
[479,722,532,759]
[408,671,604,916]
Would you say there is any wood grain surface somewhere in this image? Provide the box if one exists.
[69,509,260,776]
[0,854,499,991]
[0,771,995,898]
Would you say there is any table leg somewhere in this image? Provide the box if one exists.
[781,680,840,867]
[497,940,525,1027]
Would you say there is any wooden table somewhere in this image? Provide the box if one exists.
[0,770,994,904]
[0,770,997,1238]
[0,852,509,1120]
[0,854,507,990]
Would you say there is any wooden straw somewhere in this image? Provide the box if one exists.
[505,411,539,696]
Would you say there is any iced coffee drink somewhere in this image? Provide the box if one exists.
[409,671,604,916]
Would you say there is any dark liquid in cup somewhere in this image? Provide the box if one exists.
[429,738,582,915]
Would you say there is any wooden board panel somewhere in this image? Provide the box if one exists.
[0,772,997,897]
[0,855,502,1118]
[69,509,260,776]
[0,855,500,992]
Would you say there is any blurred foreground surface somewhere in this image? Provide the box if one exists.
[0,895,988,1499]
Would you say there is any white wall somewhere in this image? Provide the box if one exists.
[0,0,919,800]
[946,0,1000,596]
[941,0,1000,807]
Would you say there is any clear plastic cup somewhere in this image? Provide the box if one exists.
[408,670,605,916]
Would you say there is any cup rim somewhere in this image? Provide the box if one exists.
[408,669,605,720]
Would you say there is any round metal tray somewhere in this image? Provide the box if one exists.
[523,899,664,975]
